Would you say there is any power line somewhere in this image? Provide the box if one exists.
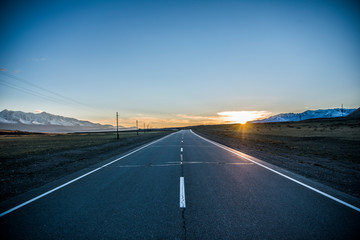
[0,72,93,109]
[0,79,68,105]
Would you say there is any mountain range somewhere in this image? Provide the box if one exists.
[1,108,358,132]
[252,108,357,123]
[0,110,116,133]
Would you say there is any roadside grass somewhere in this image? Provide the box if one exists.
[192,118,360,162]
[197,118,360,140]
[0,130,173,201]
[191,118,360,197]
[0,131,156,160]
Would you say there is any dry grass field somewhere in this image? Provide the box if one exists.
[0,131,144,160]
[192,118,360,197]
[0,130,172,201]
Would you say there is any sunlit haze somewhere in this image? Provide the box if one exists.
[218,111,271,124]
[1,0,359,128]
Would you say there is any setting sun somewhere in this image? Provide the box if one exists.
[217,111,270,124]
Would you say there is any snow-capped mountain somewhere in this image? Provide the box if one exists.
[347,107,360,119]
[253,108,356,123]
[0,110,116,133]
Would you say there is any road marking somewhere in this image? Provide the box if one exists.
[190,130,360,212]
[113,165,143,168]
[110,161,252,167]
[0,132,178,217]
[180,177,186,208]
[224,162,254,165]
[181,147,183,153]
[148,164,178,167]
[114,164,180,167]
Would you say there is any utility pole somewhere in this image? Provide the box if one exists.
[116,112,119,140]
[341,104,344,117]
[136,120,138,135]
[144,123,145,133]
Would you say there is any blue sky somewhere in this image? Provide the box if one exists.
[1,0,359,127]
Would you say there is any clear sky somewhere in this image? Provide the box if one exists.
[1,0,359,127]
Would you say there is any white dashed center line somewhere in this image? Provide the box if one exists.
[180,177,186,208]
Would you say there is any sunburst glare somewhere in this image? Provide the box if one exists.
[217,111,270,124]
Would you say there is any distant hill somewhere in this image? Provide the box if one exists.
[0,109,117,133]
[253,108,357,123]
[346,107,360,119]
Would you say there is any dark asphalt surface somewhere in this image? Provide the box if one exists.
[1,130,359,239]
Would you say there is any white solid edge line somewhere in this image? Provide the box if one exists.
[0,131,178,217]
[180,177,186,208]
[190,130,360,212]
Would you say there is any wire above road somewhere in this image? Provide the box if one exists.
[0,71,95,110]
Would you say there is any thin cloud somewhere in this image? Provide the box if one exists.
[111,114,222,128]
[0,68,7,71]
[98,111,272,128]
[31,57,48,62]
[217,111,271,124]
[175,114,219,121]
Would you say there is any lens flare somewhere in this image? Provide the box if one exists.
[217,111,270,124]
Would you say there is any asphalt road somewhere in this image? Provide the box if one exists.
[1,130,359,239]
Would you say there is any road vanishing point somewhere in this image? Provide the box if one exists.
[1,130,359,239]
